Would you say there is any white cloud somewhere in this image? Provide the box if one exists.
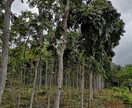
[110,0,132,13]
[11,0,38,15]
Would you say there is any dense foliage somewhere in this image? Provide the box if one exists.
[0,0,131,108]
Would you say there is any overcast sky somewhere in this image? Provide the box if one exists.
[11,0,132,66]
[110,0,132,66]
[11,0,38,14]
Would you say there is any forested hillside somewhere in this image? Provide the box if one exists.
[0,0,131,108]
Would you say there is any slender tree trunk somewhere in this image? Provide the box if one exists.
[45,61,48,89]
[96,74,99,91]
[31,12,44,101]
[88,68,93,108]
[18,35,30,107]
[38,5,44,89]
[48,70,53,108]
[76,66,79,91]
[55,0,70,108]
[39,62,42,88]
[22,34,30,86]
[18,67,23,108]
[85,76,87,89]
[81,61,85,108]
[98,74,101,91]
[30,60,34,86]
[101,79,104,90]
[26,7,44,102]
[68,70,71,99]
[93,74,97,98]
[54,60,58,86]
[29,57,40,108]
[55,54,63,108]
[0,0,14,104]
[68,70,71,88]
[66,73,68,88]
[79,64,82,89]
[73,71,75,88]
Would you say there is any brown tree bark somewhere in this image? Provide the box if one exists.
[45,61,48,89]
[0,0,14,104]
[76,66,79,91]
[98,74,101,91]
[29,57,40,108]
[93,74,97,98]
[39,60,42,88]
[55,54,63,108]
[38,6,44,89]
[29,7,44,105]
[55,0,70,108]
[48,65,53,108]
[88,66,93,108]
[81,61,85,108]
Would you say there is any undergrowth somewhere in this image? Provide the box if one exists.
[0,86,131,108]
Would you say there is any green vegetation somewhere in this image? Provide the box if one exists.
[0,0,131,108]
[0,87,131,108]
[112,87,132,105]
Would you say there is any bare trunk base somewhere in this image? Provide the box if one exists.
[88,71,93,108]
[55,55,63,108]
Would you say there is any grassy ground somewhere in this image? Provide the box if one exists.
[0,86,132,108]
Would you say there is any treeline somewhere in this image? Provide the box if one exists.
[0,0,125,108]
[108,64,132,90]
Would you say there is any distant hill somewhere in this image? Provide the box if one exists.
[111,63,116,66]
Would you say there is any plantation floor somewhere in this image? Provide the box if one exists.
[0,86,131,108]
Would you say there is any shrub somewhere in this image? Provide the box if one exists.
[113,87,132,105]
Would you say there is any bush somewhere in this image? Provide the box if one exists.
[113,87,132,105]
